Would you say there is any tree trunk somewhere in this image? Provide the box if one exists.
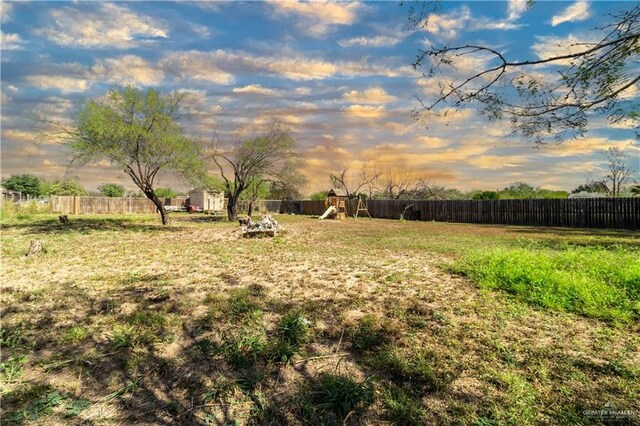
[144,189,169,225]
[227,194,238,221]
[247,200,254,218]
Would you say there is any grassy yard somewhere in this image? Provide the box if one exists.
[1,213,638,425]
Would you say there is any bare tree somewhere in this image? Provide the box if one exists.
[329,164,382,198]
[412,3,640,142]
[376,171,437,199]
[211,124,302,221]
[599,147,634,196]
[243,165,307,217]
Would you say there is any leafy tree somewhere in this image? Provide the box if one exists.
[48,179,89,196]
[1,174,41,196]
[309,191,329,201]
[155,187,178,198]
[572,181,609,194]
[98,183,125,197]
[473,191,500,200]
[44,86,204,225]
[499,182,537,199]
[211,124,303,221]
[412,3,640,142]
[631,184,640,196]
[535,189,569,199]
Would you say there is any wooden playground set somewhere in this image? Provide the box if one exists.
[319,189,371,220]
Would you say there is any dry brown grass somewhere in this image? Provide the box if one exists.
[1,213,638,425]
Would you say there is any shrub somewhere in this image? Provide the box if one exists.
[99,183,126,197]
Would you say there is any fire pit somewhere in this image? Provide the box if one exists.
[240,215,284,237]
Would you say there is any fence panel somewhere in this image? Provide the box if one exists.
[50,196,639,229]
[51,196,156,215]
[287,197,639,229]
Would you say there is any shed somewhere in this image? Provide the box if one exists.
[188,189,225,212]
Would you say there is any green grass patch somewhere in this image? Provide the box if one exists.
[451,245,640,322]
[221,330,267,369]
[304,374,374,420]
[350,315,392,353]
[60,326,90,344]
[381,386,426,425]
[266,312,310,362]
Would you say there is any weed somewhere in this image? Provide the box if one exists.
[228,288,262,318]
[267,312,310,362]
[9,389,64,424]
[306,374,373,419]
[350,315,391,353]
[1,356,27,384]
[276,312,310,346]
[368,349,449,391]
[61,326,90,344]
[221,330,266,368]
[65,398,91,417]
[382,386,426,426]
[110,324,156,348]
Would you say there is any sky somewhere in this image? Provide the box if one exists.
[1,0,638,195]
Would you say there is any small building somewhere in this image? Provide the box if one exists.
[188,189,225,212]
[1,186,24,202]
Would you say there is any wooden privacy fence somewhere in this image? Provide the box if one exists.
[51,196,157,215]
[276,198,640,229]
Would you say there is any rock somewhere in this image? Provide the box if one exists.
[26,240,46,256]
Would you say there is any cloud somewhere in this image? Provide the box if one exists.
[422,5,522,39]
[343,87,397,104]
[25,75,89,93]
[1,2,12,23]
[423,6,472,39]
[161,51,235,85]
[160,49,400,82]
[1,128,40,143]
[343,105,387,119]
[92,55,164,86]
[1,31,26,50]
[338,34,406,48]
[466,155,528,169]
[267,0,364,38]
[539,137,637,157]
[232,84,278,96]
[531,34,598,65]
[418,136,449,148]
[190,23,211,38]
[507,0,528,21]
[384,121,414,136]
[34,3,168,48]
[551,0,590,26]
